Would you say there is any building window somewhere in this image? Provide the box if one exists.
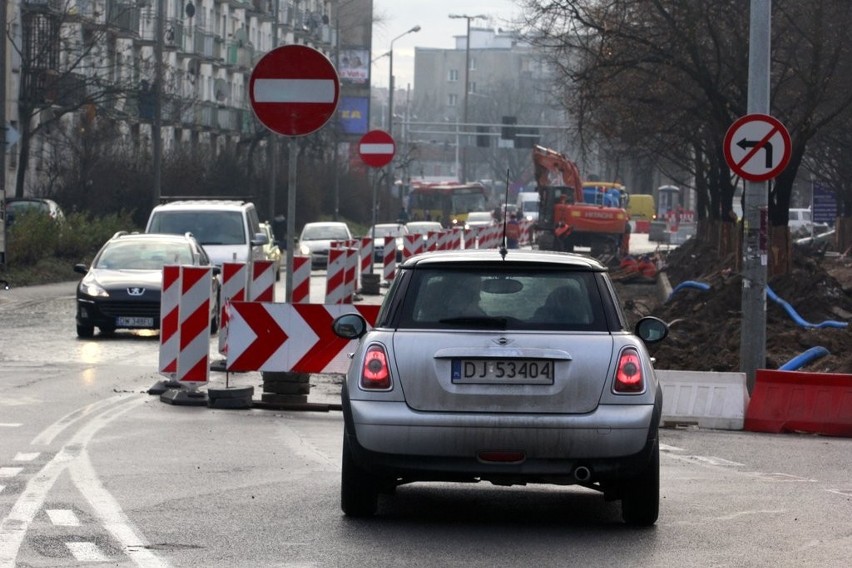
[469,57,476,71]
[448,69,459,82]
[469,82,476,94]
[448,94,458,106]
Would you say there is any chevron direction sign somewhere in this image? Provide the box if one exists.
[225,303,380,373]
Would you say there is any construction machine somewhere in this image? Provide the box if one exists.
[532,145,630,257]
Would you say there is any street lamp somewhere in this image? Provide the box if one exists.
[448,14,486,183]
[387,25,421,203]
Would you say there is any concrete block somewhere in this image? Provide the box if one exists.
[658,370,750,430]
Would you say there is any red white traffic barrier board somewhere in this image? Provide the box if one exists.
[403,234,423,259]
[426,231,440,251]
[463,228,475,249]
[226,303,381,373]
[250,260,275,302]
[158,265,181,377]
[325,247,347,304]
[382,236,396,281]
[218,262,248,354]
[358,236,373,279]
[176,266,213,384]
[291,255,311,303]
[344,242,358,303]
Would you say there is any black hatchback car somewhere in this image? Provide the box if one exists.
[74,232,220,338]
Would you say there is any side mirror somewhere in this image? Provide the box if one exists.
[251,232,269,246]
[74,263,89,275]
[635,316,668,344]
[332,313,368,340]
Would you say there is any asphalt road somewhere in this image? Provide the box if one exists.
[0,258,849,567]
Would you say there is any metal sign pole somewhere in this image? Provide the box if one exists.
[284,138,297,303]
[740,0,771,391]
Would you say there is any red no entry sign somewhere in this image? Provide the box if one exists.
[358,130,396,168]
[249,45,340,137]
[723,114,791,182]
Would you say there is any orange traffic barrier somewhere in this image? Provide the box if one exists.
[634,220,650,233]
[744,369,852,437]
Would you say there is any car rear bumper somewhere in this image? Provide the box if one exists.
[343,397,659,482]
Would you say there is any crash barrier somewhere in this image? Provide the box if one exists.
[634,220,651,233]
[744,369,852,437]
[325,248,349,304]
[226,302,380,373]
[382,236,397,281]
[657,370,749,430]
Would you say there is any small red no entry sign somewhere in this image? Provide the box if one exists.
[358,130,396,168]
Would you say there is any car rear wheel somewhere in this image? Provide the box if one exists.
[76,324,94,339]
[620,437,660,526]
[341,433,379,517]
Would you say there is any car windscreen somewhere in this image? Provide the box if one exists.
[301,225,350,240]
[398,268,607,331]
[149,211,246,245]
[96,241,194,270]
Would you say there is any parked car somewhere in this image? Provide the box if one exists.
[465,210,496,229]
[73,232,220,338]
[259,221,282,281]
[788,207,830,236]
[5,197,64,226]
[332,249,669,525]
[368,222,408,262]
[405,221,444,236]
[298,221,353,268]
[145,199,268,272]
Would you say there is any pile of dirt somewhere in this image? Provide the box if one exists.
[642,238,852,374]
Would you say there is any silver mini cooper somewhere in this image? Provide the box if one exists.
[333,249,668,525]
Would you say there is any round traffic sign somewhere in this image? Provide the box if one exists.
[249,45,340,137]
[723,114,791,182]
[358,130,396,168]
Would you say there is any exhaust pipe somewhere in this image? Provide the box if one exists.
[573,466,592,482]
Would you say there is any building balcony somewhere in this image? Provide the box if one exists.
[246,0,275,23]
[106,0,140,39]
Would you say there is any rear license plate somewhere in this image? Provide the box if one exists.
[451,359,555,384]
[116,316,155,328]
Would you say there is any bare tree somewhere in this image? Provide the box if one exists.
[521,0,852,273]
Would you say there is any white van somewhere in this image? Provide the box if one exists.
[145,199,268,269]
[516,192,540,222]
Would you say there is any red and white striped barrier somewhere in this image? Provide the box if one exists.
[226,303,381,373]
[463,228,475,249]
[291,255,311,303]
[358,236,373,279]
[176,266,213,385]
[218,262,248,354]
[403,234,424,259]
[382,236,396,281]
[325,247,348,304]
[158,265,181,377]
[451,227,464,250]
[249,260,275,302]
[344,245,357,303]
[426,231,441,252]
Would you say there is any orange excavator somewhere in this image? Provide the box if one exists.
[532,145,630,257]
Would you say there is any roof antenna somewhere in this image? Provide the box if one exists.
[499,168,510,259]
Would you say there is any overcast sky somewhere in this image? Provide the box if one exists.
[370,0,522,90]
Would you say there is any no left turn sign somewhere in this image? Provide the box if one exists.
[723,114,791,182]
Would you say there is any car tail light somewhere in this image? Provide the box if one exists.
[360,344,391,390]
[614,348,644,393]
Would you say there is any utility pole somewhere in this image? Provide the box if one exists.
[0,0,7,267]
[740,0,771,391]
[449,14,485,183]
[152,0,165,206]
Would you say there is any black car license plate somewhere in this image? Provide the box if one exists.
[451,359,555,384]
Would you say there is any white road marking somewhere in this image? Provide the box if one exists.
[46,510,80,527]
[13,453,39,462]
[0,486,4,495]
[0,395,168,568]
[31,396,126,446]
[0,424,22,428]
[660,443,685,452]
[0,468,23,478]
[66,541,110,562]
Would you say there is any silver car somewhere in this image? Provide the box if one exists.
[333,249,668,525]
[298,221,353,268]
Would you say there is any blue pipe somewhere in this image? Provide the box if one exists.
[667,280,710,302]
[766,286,848,329]
[779,346,830,371]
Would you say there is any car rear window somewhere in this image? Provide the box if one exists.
[396,268,608,331]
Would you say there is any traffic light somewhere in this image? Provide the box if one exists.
[514,127,540,149]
